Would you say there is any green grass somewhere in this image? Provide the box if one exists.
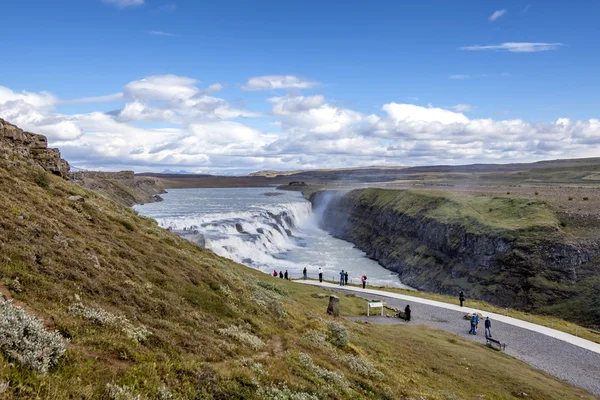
[353,188,559,236]
[0,157,596,399]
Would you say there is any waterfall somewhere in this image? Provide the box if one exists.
[154,202,313,269]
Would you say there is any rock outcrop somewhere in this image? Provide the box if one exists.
[0,118,70,178]
[69,171,166,207]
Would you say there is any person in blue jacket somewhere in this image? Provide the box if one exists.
[469,314,477,335]
[339,269,345,286]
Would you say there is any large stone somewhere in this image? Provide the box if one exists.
[326,295,340,317]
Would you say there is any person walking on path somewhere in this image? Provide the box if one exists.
[279,271,283,279]
[469,314,477,335]
[459,290,465,307]
[361,273,367,289]
[303,267,307,280]
[344,271,349,286]
[475,313,479,331]
[339,270,345,286]
[485,317,492,338]
[273,270,277,277]
[318,267,323,283]
[284,270,289,280]
[404,305,411,322]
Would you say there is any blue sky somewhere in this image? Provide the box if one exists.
[1,0,600,173]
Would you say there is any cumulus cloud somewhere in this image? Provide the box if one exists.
[101,0,144,8]
[460,42,564,52]
[451,104,472,112]
[242,75,320,91]
[489,9,507,22]
[3,78,600,173]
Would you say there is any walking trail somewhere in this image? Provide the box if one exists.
[296,280,600,396]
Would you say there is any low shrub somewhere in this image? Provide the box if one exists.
[0,297,66,373]
[217,325,265,350]
[34,170,49,188]
[298,352,346,385]
[69,302,151,343]
[257,384,319,400]
[105,383,141,400]
[326,321,350,347]
[343,355,384,380]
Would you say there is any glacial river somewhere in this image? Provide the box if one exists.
[135,187,412,288]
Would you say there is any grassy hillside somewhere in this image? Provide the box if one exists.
[0,159,596,399]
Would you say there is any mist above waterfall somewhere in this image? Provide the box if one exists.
[135,187,413,288]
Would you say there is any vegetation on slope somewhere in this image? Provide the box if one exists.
[0,157,596,399]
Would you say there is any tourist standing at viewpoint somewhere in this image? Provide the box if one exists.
[339,269,345,286]
[361,273,367,289]
[303,267,307,280]
[485,317,492,338]
[459,290,465,307]
[318,267,323,283]
[344,271,349,286]
[284,270,288,280]
[469,314,477,334]
[404,305,411,321]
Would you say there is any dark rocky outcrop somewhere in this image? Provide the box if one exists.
[0,118,70,178]
[311,189,600,328]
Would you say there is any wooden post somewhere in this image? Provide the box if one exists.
[327,295,339,317]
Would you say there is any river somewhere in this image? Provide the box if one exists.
[134,187,412,288]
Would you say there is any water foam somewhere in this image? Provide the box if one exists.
[155,202,313,269]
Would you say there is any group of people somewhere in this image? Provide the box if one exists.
[469,314,492,337]
[461,290,493,337]
[273,270,289,280]
[273,267,370,289]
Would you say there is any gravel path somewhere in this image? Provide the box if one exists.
[312,285,600,396]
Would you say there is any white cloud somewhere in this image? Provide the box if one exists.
[460,42,564,52]
[3,79,600,173]
[62,93,123,104]
[101,0,144,8]
[451,104,472,112]
[123,75,199,101]
[148,30,177,37]
[489,9,507,22]
[242,75,320,91]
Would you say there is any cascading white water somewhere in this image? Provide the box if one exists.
[135,187,413,288]
[154,202,313,267]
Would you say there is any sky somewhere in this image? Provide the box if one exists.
[1,0,600,174]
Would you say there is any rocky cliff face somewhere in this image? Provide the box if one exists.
[69,170,166,207]
[311,189,600,327]
[0,118,70,178]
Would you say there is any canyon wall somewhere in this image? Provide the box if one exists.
[311,188,600,327]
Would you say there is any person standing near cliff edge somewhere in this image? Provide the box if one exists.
[459,290,465,307]
[303,267,307,280]
[339,270,345,286]
[344,271,349,286]
[318,267,323,283]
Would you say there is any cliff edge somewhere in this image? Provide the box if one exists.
[0,118,70,178]
[312,188,600,328]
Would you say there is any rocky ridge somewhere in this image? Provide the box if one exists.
[0,118,70,178]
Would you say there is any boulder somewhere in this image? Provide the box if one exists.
[327,295,340,317]
[68,196,85,202]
